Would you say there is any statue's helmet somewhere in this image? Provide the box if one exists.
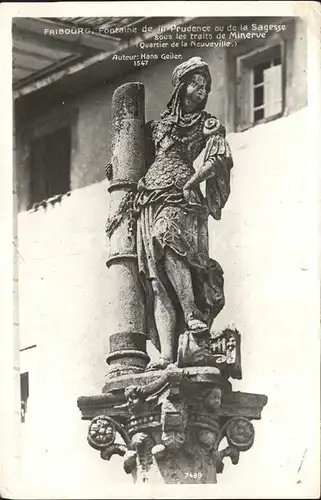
[171,56,212,91]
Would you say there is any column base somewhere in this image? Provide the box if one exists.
[106,332,150,380]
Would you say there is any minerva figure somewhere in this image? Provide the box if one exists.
[134,57,233,370]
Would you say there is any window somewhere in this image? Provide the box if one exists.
[20,371,29,423]
[29,125,71,208]
[236,43,284,130]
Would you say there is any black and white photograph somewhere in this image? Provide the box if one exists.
[1,2,320,499]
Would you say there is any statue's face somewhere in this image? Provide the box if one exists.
[184,73,208,107]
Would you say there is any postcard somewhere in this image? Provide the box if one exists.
[0,2,320,499]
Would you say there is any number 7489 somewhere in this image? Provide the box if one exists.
[185,472,203,480]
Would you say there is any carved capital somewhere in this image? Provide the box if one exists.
[79,366,266,484]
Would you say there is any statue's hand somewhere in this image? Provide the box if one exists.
[183,185,200,206]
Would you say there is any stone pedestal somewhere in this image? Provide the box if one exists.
[78,361,267,484]
[78,328,267,484]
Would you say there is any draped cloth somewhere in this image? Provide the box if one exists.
[136,189,226,352]
[134,59,233,352]
[204,132,233,221]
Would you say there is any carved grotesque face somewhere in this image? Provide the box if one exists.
[205,387,222,410]
[184,73,208,108]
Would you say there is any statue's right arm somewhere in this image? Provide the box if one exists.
[183,159,217,190]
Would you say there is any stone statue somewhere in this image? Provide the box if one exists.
[134,57,233,370]
[78,57,268,485]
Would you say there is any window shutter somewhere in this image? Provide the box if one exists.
[236,63,252,131]
[28,127,71,207]
[29,135,48,205]
[263,64,282,118]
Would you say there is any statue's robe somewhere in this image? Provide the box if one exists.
[134,113,233,352]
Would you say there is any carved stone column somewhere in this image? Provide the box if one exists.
[105,83,149,379]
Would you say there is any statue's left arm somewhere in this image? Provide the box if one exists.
[183,117,233,220]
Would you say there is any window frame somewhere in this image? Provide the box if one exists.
[235,39,286,132]
[28,125,72,208]
[22,108,78,210]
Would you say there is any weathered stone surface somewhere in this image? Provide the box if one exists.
[111,82,146,185]
[78,365,267,484]
[103,365,226,394]
[177,327,242,380]
[105,83,148,378]
[77,63,268,485]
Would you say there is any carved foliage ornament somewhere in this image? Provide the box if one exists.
[215,417,255,473]
[105,189,136,239]
[87,415,130,461]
